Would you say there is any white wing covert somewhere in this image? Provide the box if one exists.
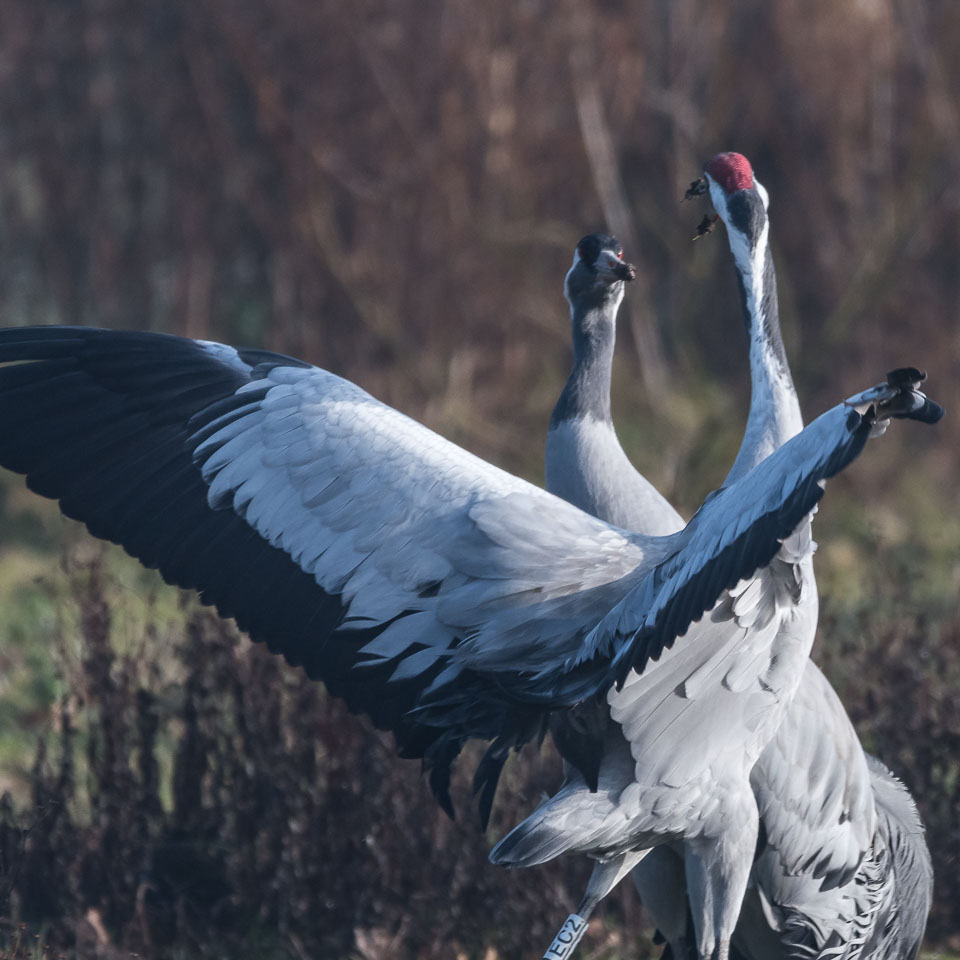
[753,661,876,889]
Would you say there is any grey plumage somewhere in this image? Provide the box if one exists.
[546,237,683,535]
[861,757,934,960]
[705,153,934,960]
[507,167,934,960]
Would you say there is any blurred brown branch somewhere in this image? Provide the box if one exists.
[566,0,670,402]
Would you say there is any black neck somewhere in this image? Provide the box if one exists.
[550,300,617,425]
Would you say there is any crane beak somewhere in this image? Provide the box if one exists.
[615,260,637,282]
[596,250,637,283]
[684,176,708,201]
[686,172,724,241]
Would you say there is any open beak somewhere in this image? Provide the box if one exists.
[686,171,719,240]
[684,176,708,201]
[597,249,637,283]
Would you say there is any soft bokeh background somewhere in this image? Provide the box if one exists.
[0,0,958,957]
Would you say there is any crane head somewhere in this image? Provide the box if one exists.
[564,233,637,309]
[705,152,755,193]
[699,152,770,252]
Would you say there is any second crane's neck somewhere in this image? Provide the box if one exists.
[550,294,620,426]
[724,220,804,484]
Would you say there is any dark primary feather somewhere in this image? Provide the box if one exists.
[467,377,938,712]
[0,327,464,810]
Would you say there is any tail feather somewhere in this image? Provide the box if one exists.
[490,780,624,867]
[490,806,581,866]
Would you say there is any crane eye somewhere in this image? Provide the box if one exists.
[617,251,623,260]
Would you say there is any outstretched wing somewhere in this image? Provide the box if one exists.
[590,374,940,689]
[0,326,653,811]
[0,329,940,815]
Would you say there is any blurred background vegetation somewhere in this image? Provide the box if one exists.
[0,0,958,957]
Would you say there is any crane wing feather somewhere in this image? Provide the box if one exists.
[0,328,937,820]
[0,326,651,813]
[752,662,876,889]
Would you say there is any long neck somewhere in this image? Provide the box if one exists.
[724,221,804,484]
[550,297,618,426]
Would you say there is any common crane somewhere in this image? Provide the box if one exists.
[0,312,939,960]
[697,152,933,960]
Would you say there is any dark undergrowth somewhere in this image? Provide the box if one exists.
[1,545,959,959]
[0,557,656,960]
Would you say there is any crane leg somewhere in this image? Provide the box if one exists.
[632,846,696,960]
[683,812,757,960]
[541,849,648,960]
